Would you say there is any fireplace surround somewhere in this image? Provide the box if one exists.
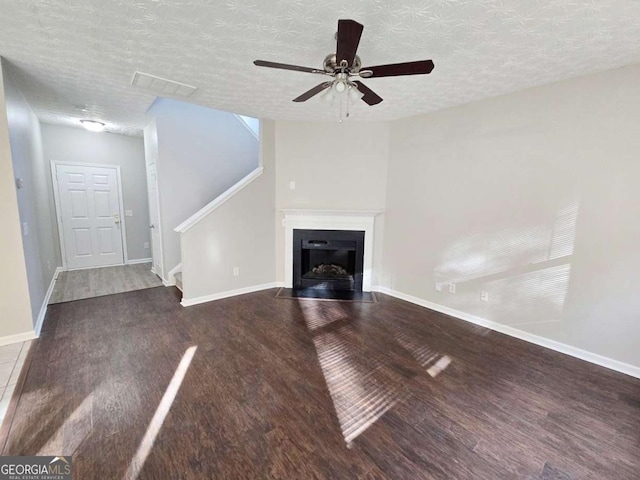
[282,210,380,292]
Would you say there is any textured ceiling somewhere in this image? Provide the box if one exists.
[1,0,640,135]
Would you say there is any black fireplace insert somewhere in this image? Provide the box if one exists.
[293,229,365,292]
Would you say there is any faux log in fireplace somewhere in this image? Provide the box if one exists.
[293,229,365,292]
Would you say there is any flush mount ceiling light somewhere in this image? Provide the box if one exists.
[80,120,106,132]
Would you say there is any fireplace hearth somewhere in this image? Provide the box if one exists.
[293,229,365,292]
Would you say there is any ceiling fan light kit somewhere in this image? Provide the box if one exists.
[254,19,434,119]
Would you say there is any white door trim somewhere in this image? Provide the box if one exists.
[145,161,164,280]
[51,160,129,270]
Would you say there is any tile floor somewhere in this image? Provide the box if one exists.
[0,341,31,424]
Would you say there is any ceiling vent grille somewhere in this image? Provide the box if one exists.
[131,71,197,97]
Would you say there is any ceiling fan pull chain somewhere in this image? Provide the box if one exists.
[346,93,351,119]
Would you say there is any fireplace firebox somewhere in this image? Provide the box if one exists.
[293,229,365,292]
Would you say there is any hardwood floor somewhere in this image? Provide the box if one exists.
[49,263,163,304]
[4,286,640,479]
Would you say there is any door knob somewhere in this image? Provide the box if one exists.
[113,213,121,224]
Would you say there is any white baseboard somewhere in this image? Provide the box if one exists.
[163,263,182,287]
[127,257,152,265]
[181,282,280,307]
[373,286,640,380]
[34,266,64,337]
[0,330,37,347]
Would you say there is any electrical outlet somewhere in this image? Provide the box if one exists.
[289,181,296,190]
[435,282,442,292]
[233,267,240,276]
[144,242,149,249]
[481,291,489,302]
[22,222,29,236]
[448,283,456,294]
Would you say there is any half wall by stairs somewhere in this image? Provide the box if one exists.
[174,120,276,306]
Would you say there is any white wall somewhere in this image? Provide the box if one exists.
[148,98,259,276]
[41,123,151,261]
[274,121,390,283]
[181,121,276,302]
[383,64,640,368]
[0,59,46,337]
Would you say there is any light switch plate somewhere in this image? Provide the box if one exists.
[125,210,133,216]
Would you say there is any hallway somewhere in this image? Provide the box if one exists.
[49,263,162,304]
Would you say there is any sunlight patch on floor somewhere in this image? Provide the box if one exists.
[37,393,93,456]
[123,346,197,480]
[312,326,408,446]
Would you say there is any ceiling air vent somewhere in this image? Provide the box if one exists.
[131,71,197,97]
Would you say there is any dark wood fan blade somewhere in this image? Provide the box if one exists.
[352,81,383,105]
[336,19,364,67]
[254,60,325,74]
[362,60,434,77]
[292,82,333,102]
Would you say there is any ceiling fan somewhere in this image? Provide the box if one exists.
[254,19,434,106]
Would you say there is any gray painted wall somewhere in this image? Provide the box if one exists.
[181,121,275,301]
[2,60,59,330]
[274,121,390,285]
[41,124,151,261]
[147,98,259,276]
[0,60,35,337]
[383,64,640,368]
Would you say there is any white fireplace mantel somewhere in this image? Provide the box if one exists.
[282,209,382,291]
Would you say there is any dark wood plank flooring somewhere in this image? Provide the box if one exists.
[3,286,639,479]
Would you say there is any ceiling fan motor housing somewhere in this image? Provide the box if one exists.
[323,54,361,74]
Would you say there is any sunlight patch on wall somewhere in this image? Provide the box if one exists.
[434,198,579,325]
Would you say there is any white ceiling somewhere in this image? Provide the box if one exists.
[1,0,640,135]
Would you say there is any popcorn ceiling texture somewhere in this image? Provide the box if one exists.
[1,0,639,135]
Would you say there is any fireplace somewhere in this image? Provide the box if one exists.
[293,229,365,292]
[282,209,380,293]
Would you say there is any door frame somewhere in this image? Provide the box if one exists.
[145,160,164,280]
[51,160,129,270]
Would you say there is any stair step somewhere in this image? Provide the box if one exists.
[175,272,183,292]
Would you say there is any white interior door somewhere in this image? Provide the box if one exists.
[56,164,124,269]
[146,162,163,278]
